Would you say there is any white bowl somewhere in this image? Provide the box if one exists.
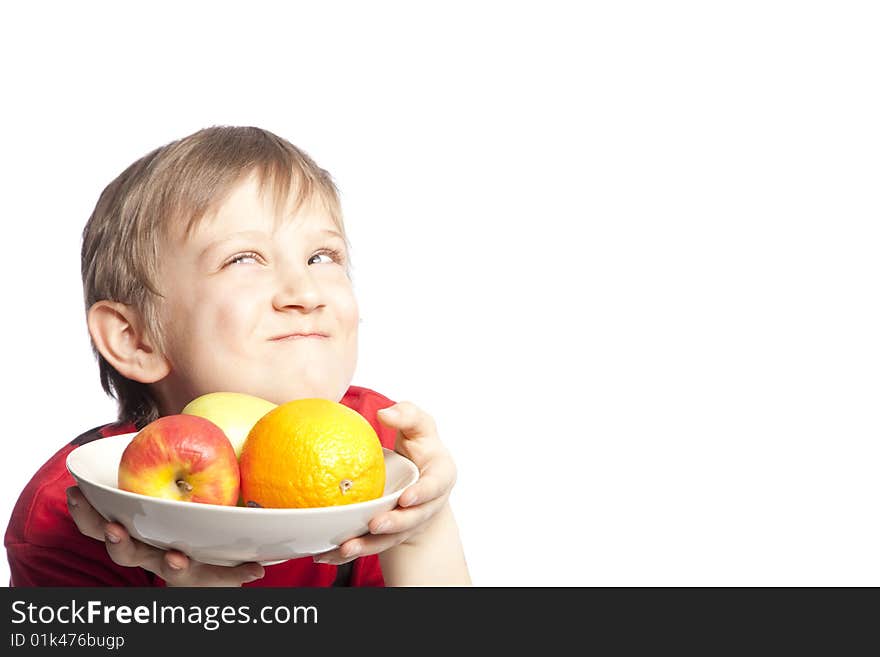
[67,433,419,566]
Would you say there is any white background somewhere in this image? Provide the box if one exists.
[1,1,878,586]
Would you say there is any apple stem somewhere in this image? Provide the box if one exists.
[176,480,193,493]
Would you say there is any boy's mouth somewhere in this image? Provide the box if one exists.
[269,332,330,341]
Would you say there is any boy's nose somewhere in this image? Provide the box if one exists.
[272,266,324,312]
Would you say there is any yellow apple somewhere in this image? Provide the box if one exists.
[181,392,277,457]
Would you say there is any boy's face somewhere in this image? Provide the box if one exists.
[150,173,359,412]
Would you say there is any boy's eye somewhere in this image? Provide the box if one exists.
[225,252,262,266]
[308,248,345,266]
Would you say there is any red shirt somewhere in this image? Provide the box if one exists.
[4,386,397,587]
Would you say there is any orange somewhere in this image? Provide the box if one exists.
[239,398,385,509]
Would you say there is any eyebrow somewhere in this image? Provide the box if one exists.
[319,229,346,241]
[197,231,266,263]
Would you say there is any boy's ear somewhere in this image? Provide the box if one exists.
[87,301,170,384]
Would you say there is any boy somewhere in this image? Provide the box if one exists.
[4,126,470,587]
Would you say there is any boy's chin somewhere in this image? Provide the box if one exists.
[264,380,350,406]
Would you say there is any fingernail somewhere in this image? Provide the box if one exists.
[104,531,120,544]
[67,492,78,508]
[244,570,263,583]
[400,494,417,507]
[167,559,184,570]
[313,556,331,565]
[372,520,390,534]
[379,406,399,419]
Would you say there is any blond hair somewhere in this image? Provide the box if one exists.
[81,126,345,427]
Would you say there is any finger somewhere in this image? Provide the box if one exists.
[314,533,405,565]
[102,526,166,569]
[377,402,437,441]
[66,486,110,541]
[397,460,456,508]
[162,557,265,587]
[107,538,263,586]
[65,490,173,572]
[368,496,448,536]
[102,527,263,586]
[65,487,263,586]
[107,537,263,586]
[66,488,141,553]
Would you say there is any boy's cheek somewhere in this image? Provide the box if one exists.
[336,292,360,331]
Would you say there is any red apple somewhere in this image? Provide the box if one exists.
[117,414,240,506]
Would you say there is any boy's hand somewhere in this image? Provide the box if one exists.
[65,486,264,586]
[314,401,457,565]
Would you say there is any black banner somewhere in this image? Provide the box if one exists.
[0,587,874,651]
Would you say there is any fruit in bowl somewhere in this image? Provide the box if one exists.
[117,414,240,506]
[68,395,410,565]
[67,435,417,565]
[181,392,277,457]
[240,398,386,509]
